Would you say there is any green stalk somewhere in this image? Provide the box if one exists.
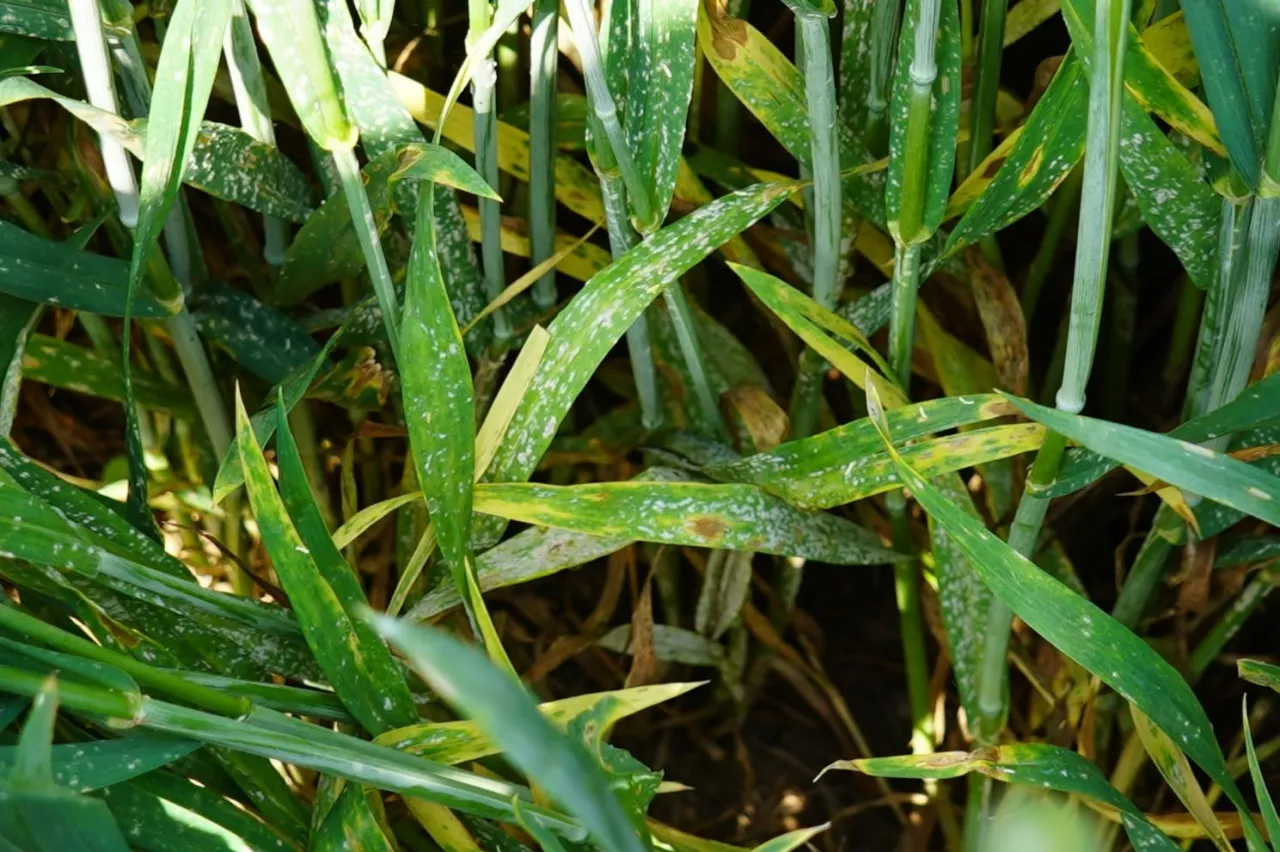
[1109,503,1181,629]
[469,0,511,338]
[865,0,903,156]
[1201,195,1280,443]
[888,242,922,388]
[1021,165,1082,325]
[714,0,752,155]
[0,603,250,718]
[786,13,843,440]
[1162,275,1204,405]
[972,0,1131,750]
[1188,567,1277,675]
[0,665,136,720]
[883,0,943,761]
[529,0,559,309]
[965,0,1009,179]
[663,286,730,442]
[563,0,655,230]
[1184,197,1248,420]
[598,165,662,428]
[71,0,234,465]
[570,0,662,429]
[68,0,138,227]
[332,145,403,362]
[223,0,288,266]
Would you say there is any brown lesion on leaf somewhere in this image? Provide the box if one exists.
[687,515,729,542]
[1018,144,1045,189]
[704,2,748,62]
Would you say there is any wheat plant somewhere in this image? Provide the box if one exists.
[1,0,1280,849]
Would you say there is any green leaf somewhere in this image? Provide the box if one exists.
[213,333,339,502]
[9,676,56,789]
[97,774,299,852]
[312,783,396,852]
[178,121,313,223]
[376,682,701,765]
[390,143,501,201]
[1239,658,1280,694]
[407,525,633,621]
[138,702,583,834]
[729,263,903,406]
[1177,0,1279,188]
[929,473,994,731]
[0,294,41,436]
[233,390,416,735]
[0,735,200,793]
[0,787,133,852]
[1060,0,1223,154]
[1242,700,1280,849]
[0,77,309,222]
[473,470,903,564]
[127,0,231,294]
[750,825,830,852]
[246,0,354,151]
[513,796,569,852]
[369,617,647,852]
[270,148,399,305]
[865,388,1261,845]
[0,221,171,318]
[945,54,1088,258]
[608,0,700,230]
[1116,98,1220,291]
[483,180,794,493]
[885,0,962,238]
[694,4,883,225]
[1047,371,1280,497]
[0,1,73,40]
[823,744,1179,852]
[1006,395,1280,527]
[21,334,197,420]
[0,485,301,638]
[706,396,1035,509]
[400,182,483,626]
[190,284,320,384]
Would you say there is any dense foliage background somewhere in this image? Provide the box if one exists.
[1,0,1280,850]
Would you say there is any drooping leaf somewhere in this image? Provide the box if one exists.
[945,53,1087,258]
[472,470,903,564]
[1006,395,1280,527]
[407,525,633,621]
[822,744,1180,852]
[21,334,197,420]
[729,263,903,406]
[0,221,171,318]
[865,388,1263,845]
[234,390,416,735]
[483,181,795,493]
[1047,371,1280,497]
[706,397,1035,509]
[369,618,647,852]
[0,735,201,793]
[376,683,701,765]
[137,701,583,837]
